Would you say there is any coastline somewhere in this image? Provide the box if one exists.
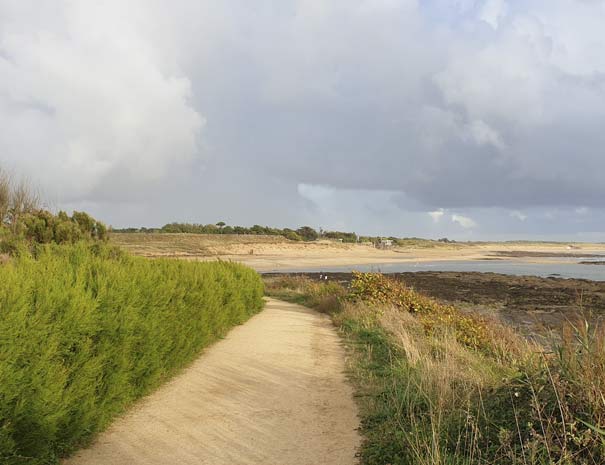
[111,233,605,272]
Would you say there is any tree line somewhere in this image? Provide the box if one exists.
[114,222,457,246]
[113,222,365,243]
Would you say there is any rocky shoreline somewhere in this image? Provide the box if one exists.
[264,270,605,335]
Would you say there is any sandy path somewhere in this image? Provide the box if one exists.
[63,298,360,465]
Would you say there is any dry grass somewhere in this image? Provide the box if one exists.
[111,232,290,258]
[266,273,605,465]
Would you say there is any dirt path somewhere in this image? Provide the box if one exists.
[63,298,361,465]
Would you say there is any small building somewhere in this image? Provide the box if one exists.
[376,238,393,249]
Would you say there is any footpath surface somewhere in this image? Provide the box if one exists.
[64,298,360,465]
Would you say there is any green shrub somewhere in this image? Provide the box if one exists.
[0,244,264,464]
[12,210,107,246]
[296,226,319,241]
[322,231,357,243]
[283,230,303,241]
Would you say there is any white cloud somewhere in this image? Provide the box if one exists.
[428,209,445,223]
[575,207,589,215]
[465,119,505,150]
[0,1,204,200]
[510,210,528,221]
[451,214,478,229]
[479,0,508,29]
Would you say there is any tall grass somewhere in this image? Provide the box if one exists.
[265,273,605,465]
[0,244,264,464]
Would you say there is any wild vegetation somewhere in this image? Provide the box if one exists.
[0,168,107,249]
[0,168,266,464]
[114,222,319,241]
[113,221,470,249]
[266,273,605,465]
[0,243,264,464]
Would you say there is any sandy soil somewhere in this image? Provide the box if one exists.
[112,233,605,271]
[226,243,605,271]
[63,299,360,465]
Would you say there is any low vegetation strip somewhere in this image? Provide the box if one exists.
[266,273,605,465]
[0,244,264,465]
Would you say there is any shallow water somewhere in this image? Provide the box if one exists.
[272,259,605,281]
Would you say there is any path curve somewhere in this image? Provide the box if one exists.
[64,298,360,465]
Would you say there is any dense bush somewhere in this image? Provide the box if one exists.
[20,210,107,244]
[322,230,357,243]
[0,244,264,464]
[0,168,107,247]
[295,226,319,241]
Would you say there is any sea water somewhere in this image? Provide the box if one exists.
[273,259,605,281]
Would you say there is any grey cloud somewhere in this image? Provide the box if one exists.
[1,0,604,240]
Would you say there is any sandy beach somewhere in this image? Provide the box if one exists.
[112,233,605,271]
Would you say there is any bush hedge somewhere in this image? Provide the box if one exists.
[0,244,264,464]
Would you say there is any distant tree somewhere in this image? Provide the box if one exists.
[296,226,319,241]
[155,222,326,241]
[250,225,265,235]
[323,230,357,243]
[283,230,303,241]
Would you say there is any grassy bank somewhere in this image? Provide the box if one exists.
[110,232,290,258]
[266,273,605,465]
[0,244,264,464]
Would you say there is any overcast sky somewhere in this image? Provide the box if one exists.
[1,0,604,240]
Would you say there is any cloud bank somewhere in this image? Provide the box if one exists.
[0,1,203,201]
[1,0,604,239]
